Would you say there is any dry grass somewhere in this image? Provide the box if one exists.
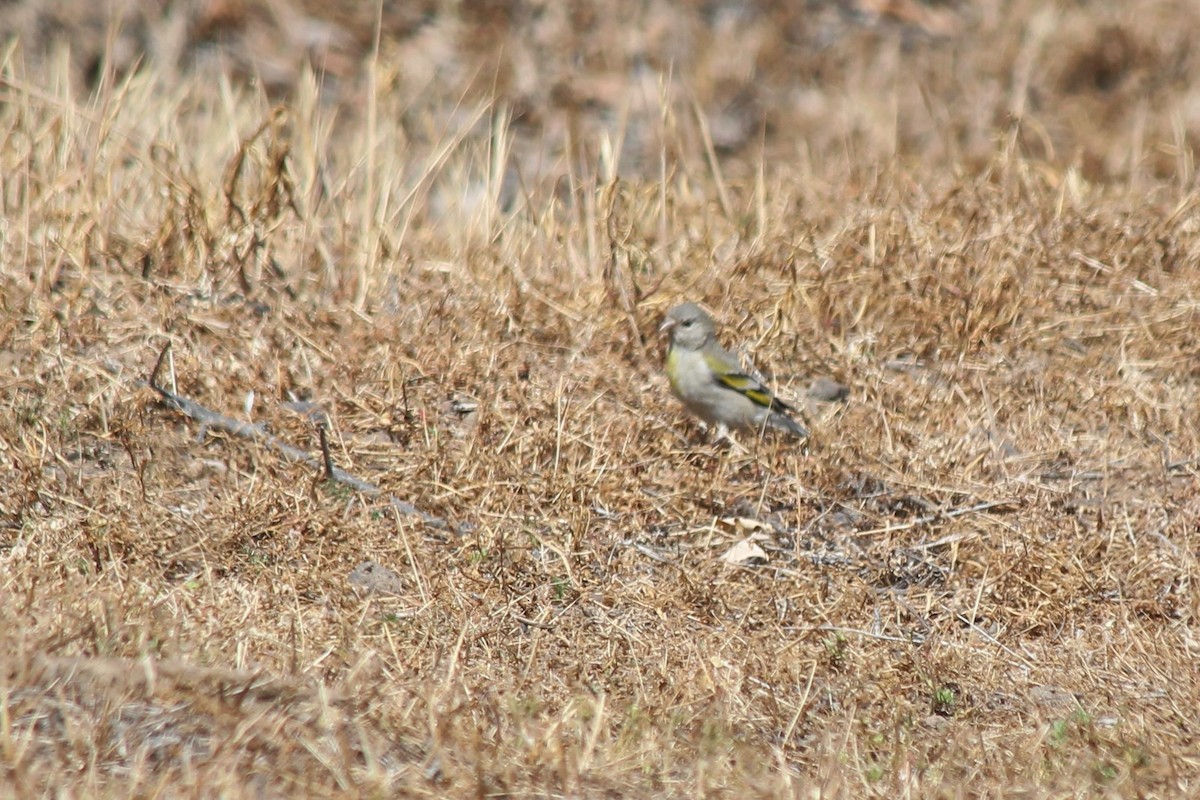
[2,1,1200,796]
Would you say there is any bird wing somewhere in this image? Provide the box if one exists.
[714,371,794,412]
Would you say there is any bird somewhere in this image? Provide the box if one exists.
[660,302,808,442]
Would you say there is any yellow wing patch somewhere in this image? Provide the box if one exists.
[716,372,783,409]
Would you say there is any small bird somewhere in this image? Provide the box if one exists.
[660,302,808,441]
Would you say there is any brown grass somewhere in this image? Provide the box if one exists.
[2,1,1200,796]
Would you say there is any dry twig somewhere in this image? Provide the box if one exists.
[146,343,457,531]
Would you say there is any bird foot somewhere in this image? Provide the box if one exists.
[713,425,750,454]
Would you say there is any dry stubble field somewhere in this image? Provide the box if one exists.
[2,0,1200,797]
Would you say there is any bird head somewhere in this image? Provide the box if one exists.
[660,302,716,351]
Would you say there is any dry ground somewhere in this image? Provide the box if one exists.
[2,1,1200,797]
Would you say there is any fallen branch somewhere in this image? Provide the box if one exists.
[146,343,457,531]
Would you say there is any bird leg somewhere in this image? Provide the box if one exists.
[713,424,750,454]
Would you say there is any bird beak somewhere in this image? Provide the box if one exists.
[658,318,676,335]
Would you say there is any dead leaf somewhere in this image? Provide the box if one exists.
[720,538,769,566]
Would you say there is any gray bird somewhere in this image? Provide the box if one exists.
[660,302,808,440]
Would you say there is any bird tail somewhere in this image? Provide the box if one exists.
[769,412,808,439]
